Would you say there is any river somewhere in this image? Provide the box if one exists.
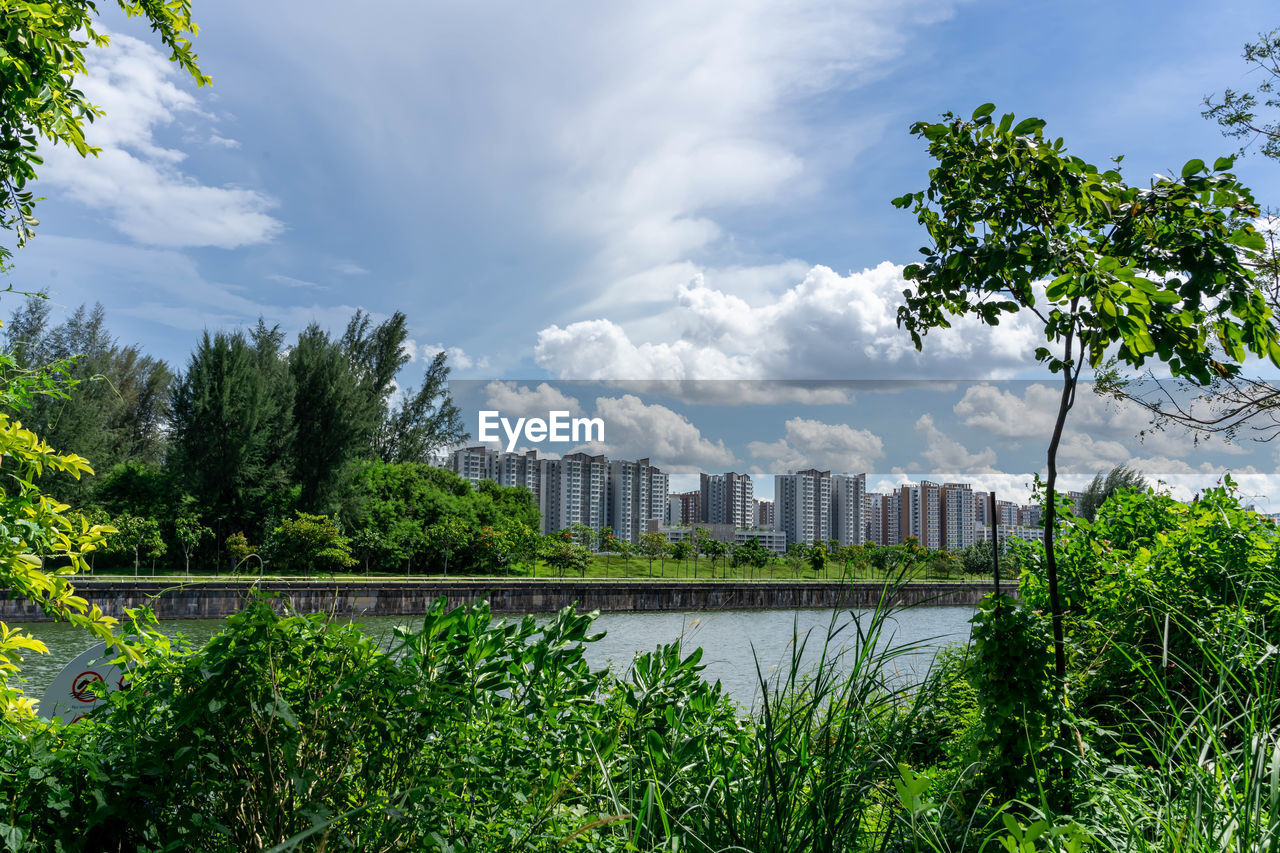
[17,606,974,709]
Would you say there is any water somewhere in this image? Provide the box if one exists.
[15,607,974,709]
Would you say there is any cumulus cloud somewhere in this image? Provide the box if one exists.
[535,264,1042,379]
[39,31,282,248]
[422,343,489,371]
[481,381,586,419]
[915,414,999,474]
[588,395,736,473]
[748,416,884,473]
[953,382,1248,460]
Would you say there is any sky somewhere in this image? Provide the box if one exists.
[6,1,1280,506]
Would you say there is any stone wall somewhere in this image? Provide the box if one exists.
[1,579,999,622]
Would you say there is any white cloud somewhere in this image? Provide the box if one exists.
[748,416,884,473]
[422,343,489,371]
[39,31,283,248]
[589,395,736,473]
[536,263,1042,379]
[953,382,1249,461]
[335,261,369,275]
[267,273,326,290]
[914,413,999,474]
[481,381,585,419]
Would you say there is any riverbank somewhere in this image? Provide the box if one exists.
[1,578,999,621]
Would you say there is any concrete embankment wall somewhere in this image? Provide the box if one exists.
[0,579,999,622]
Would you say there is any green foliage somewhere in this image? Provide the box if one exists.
[2,298,173,499]
[896,105,1276,383]
[0,0,206,259]
[0,409,117,722]
[264,512,356,574]
[1203,28,1280,163]
[1075,464,1146,522]
[968,595,1059,804]
[169,327,295,540]
[103,513,166,575]
[225,530,256,565]
[423,515,469,577]
[636,530,671,577]
[1022,479,1280,742]
[289,323,370,513]
[542,537,590,578]
[730,535,771,571]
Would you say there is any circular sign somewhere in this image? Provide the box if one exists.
[40,642,130,723]
[70,671,105,702]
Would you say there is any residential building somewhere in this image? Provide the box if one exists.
[940,482,977,551]
[539,452,609,536]
[700,472,754,527]
[775,469,832,546]
[670,491,701,526]
[832,473,867,546]
[754,498,775,529]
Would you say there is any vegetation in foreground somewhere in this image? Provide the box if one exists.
[1,482,1277,852]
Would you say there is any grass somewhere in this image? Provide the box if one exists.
[76,556,996,584]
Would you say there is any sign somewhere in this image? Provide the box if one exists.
[40,642,129,723]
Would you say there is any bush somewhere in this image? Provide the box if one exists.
[263,512,356,574]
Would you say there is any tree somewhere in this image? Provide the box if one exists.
[169,329,295,538]
[376,350,469,464]
[637,531,671,578]
[265,512,356,575]
[1101,30,1280,441]
[895,104,1279,691]
[701,536,727,580]
[1075,464,1147,522]
[731,536,771,578]
[785,542,805,579]
[425,516,470,578]
[0,1,206,261]
[1203,28,1280,164]
[807,543,828,577]
[0,406,116,720]
[670,539,693,577]
[3,298,174,499]
[290,323,370,513]
[543,538,589,579]
[106,514,166,577]
[173,514,212,574]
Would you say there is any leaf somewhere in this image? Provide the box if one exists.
[1213,155,1235,171]
[1180,158,1205,178]
[972,103,996,120]
[1012,117,1045,135]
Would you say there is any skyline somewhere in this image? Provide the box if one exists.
[3,2,1279,509]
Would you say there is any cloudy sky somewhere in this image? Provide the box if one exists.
[7,1,1280,505]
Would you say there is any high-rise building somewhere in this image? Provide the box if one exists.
[608,458,668,542]
[897,481,942,549]
[670,491,701,525]
[495,449,541,495]
[832,473,867,546]
[700,472,754,528]
[754,498,775,529]
[940,483,977,551]
[449,445,497,486]
[775,469,832,546]
[539,452,609,536]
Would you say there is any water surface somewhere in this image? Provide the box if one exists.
[18,606,973,709]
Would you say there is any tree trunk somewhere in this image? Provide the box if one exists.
[1044,326,1084,695]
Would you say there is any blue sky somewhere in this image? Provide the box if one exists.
[6,0,1280,505]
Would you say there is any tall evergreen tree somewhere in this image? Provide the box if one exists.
[169,329,294,538]
[289,323,371,513]
[378,350,468,463]
[3,297,172,497]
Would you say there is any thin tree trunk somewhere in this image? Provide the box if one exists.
[1044,323,1084,694]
